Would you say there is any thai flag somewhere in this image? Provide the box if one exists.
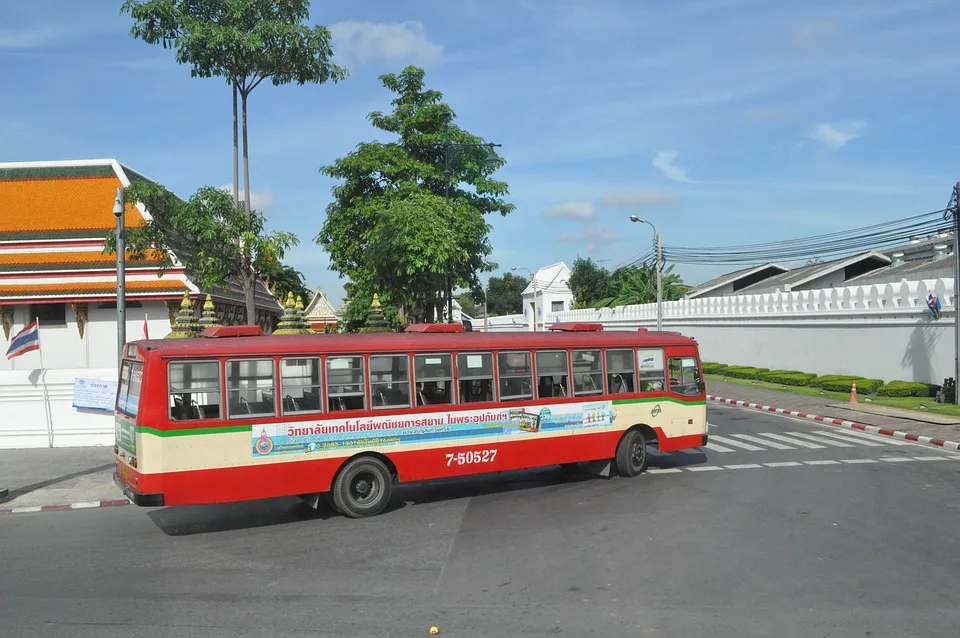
[6,320,40,360]
[142,315,150,340]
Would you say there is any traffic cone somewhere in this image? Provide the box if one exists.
[849,381,858,404]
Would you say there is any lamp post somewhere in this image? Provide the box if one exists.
[114,188,126,365]
[438,127,503,323]
[629,215,662,332]
[512,266,537,331]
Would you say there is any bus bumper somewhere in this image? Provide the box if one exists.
[113,471,164,507]
[701,434,708,446]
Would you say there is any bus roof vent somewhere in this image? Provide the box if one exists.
[201,325,263,338]
[637,328,648,332]
[405,323,465,333]
[547,323,604,332]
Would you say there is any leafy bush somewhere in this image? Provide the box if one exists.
[758,371,818,386]
[876,381,939,398]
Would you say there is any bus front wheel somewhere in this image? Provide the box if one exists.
[332,455,393,518]
[615,428,649,477]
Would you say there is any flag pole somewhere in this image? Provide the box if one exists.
[36,317,53,448]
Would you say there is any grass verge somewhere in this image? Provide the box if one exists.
[705,374,960,418]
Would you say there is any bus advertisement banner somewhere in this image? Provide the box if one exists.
[251,400,617,458]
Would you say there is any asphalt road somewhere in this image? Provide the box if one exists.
[3,405,960,637]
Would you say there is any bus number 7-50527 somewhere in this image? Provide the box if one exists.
[446,449,498,467]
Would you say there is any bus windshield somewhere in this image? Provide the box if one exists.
[117,359,143,418]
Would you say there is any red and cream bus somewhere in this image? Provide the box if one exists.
[113,322,707,518]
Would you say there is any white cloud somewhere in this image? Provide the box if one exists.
[543,201,595,220]
[220,185,275,211]
[557,227,622,252]
[600,189,675,208]
[0,27,62,49]
[652,150,693,183]
[329,21,443,66]
[807,121,866,149]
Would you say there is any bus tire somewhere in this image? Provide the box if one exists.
[615,427,648,477]
[332,455,393,519]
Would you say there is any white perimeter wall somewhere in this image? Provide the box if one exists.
[484,278,957,386]
[0,301,171,449]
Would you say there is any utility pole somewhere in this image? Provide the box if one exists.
[655,231,663,333]
[114,188,126,365]
[953,183,960,404]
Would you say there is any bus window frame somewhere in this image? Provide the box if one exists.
[279,356,324,416]
[325,354,368,412]
[535,349,571,399]
[456,351,495,404]
[116,358,143,419]
[605,348,637,396]
[636,347,666,393]
[369,353,413,410]
[225,357,278,419]
[668,355,704,397]
[167,358,224,422]
[414,352,456,407]
[496,350,534,402]
[572,349,605,397]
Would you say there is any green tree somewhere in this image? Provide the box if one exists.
[104,181,298,324]
[485,272,528,316]
[595,262,688,308]
[121,0,347,319]
[260,260,311,305]
[315,65,513,323]
[456,291,478,318]
[568,257,611,308]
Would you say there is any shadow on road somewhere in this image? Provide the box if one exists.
[0,462,115,505]
[145,465,604,537]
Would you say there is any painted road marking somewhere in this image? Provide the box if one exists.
[911,456,953,461]
[840,458,879,464]
[709,434,765,451]
[723,463,763,469]
[813,430,890,447]
[755,432,826,449]
[730,433,795,450]
[803,459,841,465]
[648,467,683,474]
[687,465,725,472]
[879,457,915,463]
[786,431,854,447]
[763,461,803,467]
[704,442,737,453]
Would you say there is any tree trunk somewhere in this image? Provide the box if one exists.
[232,84,239,209]
[241,90,256,325]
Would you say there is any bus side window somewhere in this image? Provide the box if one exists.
[457,352,494,403]
[370,355,411,409]
[326,356,366,412]
[169,360,222,421]
[414,354,453,406]
[226,359,277,418]
[572,350,603,396]
[636,348,665,392]
[497,352,533,401]
[280,358,323,415]
[669,357,703,396]
[536,350,569,398]
[605,349,635,394]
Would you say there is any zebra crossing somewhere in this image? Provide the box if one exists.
[646,420,960,475]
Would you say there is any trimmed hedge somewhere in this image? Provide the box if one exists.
[813,376,885,393]
[722,366,770,380]
[701,362,728,375]
[876,380,939,398]
[757,371,818,386]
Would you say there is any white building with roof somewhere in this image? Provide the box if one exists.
[520,262,574,331]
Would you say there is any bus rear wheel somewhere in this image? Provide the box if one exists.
[615,428,648,477]
[332,456,393,518]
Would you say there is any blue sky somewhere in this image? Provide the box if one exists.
[2,0,959,306]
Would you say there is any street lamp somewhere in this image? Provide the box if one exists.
[438,127,503,323]
[629,215,663,332]
[512,266,537,331]
[114,187,126,365]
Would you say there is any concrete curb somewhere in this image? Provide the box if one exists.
[0,498,130,516]
[706,394,960,453]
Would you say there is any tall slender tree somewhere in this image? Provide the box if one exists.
[121,0,347,322]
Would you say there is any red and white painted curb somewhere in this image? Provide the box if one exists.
[0,498,130,516]
[707,394,960,453]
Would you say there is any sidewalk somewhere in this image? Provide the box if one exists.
[0,446,128,513]
[706,379,960,444]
